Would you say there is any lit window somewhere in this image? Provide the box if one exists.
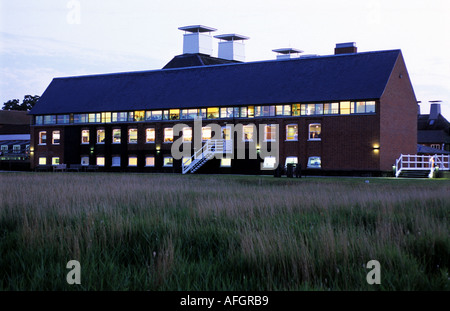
[315,103,323,115]
[307,156,321,168]
[181,109,198,119]
[128,128,138,144]
[169,109,180,120]
[340,101,351,114]
[207,107,219,119]
[101,112,111,123]
[146,128,155,143]
[128,156,138,166]
[52,131,60,145]
[88,113,100,123]
[112,129,121,143]
[243,125,254,142]
[183,127,192,142]
[96,157,105,166]
[324,103,339,114]
[134,111,145,121]
[309,124,321,140]
[112,156,121,167]
[182,156,192,166]
[38,157,47,165]
[220,107,234,118]
[262,106,275,117]
[202,127,212,141]
[97,129,105,144]
[81,130,89,144]
[247,106,255,118]
[145,156,155,167]
[276,105,291,116]
[221,158,232,167]
[52,157,60,166]
[263,156,277,169]
[39,131,47,145]
[240,107,248,118]
[112,112,127,122]
[355,101,366,113]
[286,125,298,141]
[366,101,376,113]
[292,104,301,116]
[198,109,207,119]
[163,111,169,120]
[163,157,173,167]
[164,128,173,143]
[285,156,298,166]
[264,125,277,142]
[81,156,89,166]
[222,126,231,140]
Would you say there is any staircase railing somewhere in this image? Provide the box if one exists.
[182,139,231,174]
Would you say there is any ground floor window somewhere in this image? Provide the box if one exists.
[307,156,321,168]
[81,156,89,166]
[112,156,121,167]
[163,156,173,167]
[221,158,232,167]
[38,157,46,165]
[52,157,60,165]
[285,156,298,166]
[128,156,138,166]
[96,156,105,166]
[263,156,277,169]
[145,156,155,167]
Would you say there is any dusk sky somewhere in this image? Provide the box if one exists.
[1,0,449,117]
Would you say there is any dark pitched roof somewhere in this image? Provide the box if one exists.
[162,53,239,69]
[417,144,450,155]
[418,130,450,144]
[418,113,450,131]
[30,50,401,115]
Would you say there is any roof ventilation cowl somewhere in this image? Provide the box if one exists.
[214,34,249,62]
[178,25,217,56]
[272,48,304,60]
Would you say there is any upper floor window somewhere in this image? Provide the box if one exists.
[52,131,60,145]
[81,130,89,144]
[146,128,155,143]
[169,109,180,120]
[128,128,138,144]
[324,103,339,115]
[202,127,212,141]
[340,101,352,115]
[264,125,277,142]
[39,131,47,145]
[243,125,254,142]
[286,124,298,141]
[309,124,321,140]
[112,129,121,143]
[183,127,192,142]
[97,129,105,144]
[57,115,70,124]
[164,128,173,143]
[207,107,219,119]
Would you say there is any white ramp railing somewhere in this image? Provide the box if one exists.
[395,154,450,178]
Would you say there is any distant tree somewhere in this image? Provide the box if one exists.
[2,95,40,111]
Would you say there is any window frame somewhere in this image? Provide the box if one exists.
[39,131,47,145]
[308,123,322,141]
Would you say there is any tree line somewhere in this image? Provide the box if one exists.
[2,95,40,111]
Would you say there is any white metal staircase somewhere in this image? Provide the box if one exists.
[182,139,232,174]
[395,154,449,178]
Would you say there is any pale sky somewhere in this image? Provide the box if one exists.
[1,0,449,117]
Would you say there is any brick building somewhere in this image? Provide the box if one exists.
[28,26,418,175]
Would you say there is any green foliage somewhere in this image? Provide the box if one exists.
[0,173,449,290]
[2,95,40,111]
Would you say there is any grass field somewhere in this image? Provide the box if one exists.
[0,172,449,290]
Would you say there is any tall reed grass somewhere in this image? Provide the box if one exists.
[0,172,449,290]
